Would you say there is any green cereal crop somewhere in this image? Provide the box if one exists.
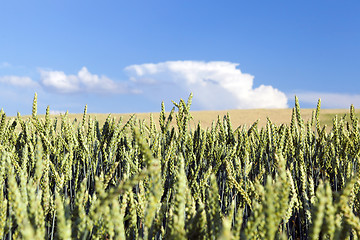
[0,93,359,239]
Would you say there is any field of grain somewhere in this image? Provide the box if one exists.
[1,95,360,239]
[37,107,358,130]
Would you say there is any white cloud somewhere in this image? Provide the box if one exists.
[294,92,360,108]
[0,75,38,87]
[125,61,288,109]
[0,62,289,110]
[40,67,129,94]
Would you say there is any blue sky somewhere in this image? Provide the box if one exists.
[1,1,360,116]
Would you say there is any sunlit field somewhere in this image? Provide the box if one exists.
[19,107,359,131]
[1,94,360,239]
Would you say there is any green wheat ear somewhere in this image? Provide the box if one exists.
[309,180,326,239]
[32,92,38,118]
[165,155,187,240]
[294,95,304,130]
[315,98,321,132]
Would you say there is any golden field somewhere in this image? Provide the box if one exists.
[19,107,360,130]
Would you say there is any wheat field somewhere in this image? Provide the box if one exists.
[1,94,360,239]
[26,108,357,131]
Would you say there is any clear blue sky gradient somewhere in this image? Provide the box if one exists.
[1,1,360,115]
